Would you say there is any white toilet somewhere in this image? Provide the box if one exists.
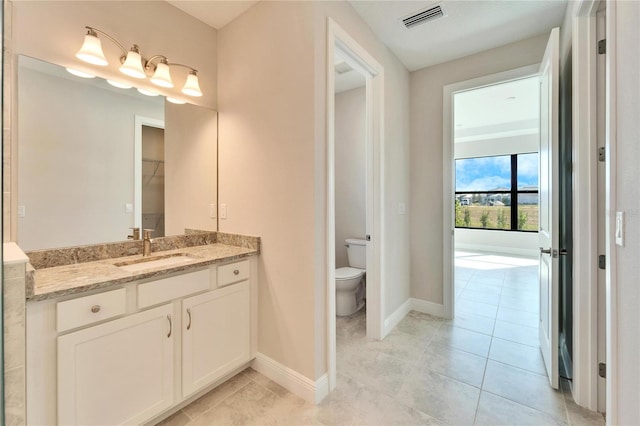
[336,238,367,316]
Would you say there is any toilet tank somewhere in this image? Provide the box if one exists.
[346,238,367,269]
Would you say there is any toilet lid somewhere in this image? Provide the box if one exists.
[336,267,364,280]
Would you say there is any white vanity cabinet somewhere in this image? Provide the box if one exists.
[182,281,250,398]
[26,256,258,426]
[57,304,175,425]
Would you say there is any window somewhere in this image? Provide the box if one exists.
[455,153,538,231]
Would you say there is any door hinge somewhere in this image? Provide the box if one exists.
[598,255,606,270]
[599,362,606,378]
[598,39,606,54]
[599,147,606,162]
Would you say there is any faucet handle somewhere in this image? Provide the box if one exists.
[128,227,141,240]
[143,229,154,239]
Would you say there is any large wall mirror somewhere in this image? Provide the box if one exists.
[17,55,218,251]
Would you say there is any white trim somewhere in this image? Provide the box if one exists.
[326,18,385,393]
[455,243,537,258]
[251,353,328,405]
[410,298,445,318]
[604,1,617,423]
[442,64,540,321]
[571,0,601,412]
[383,299,411,335]
[134,115,165,230]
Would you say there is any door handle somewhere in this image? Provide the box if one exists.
[186,308,192,330]
[540,247,552,255]
[167,314,172,338]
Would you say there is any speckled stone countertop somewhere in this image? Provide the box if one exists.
[26,232,260,302]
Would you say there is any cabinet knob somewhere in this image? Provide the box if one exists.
[91,305,101,313]
[233,269,240,275]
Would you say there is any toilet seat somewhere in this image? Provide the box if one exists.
[336,267,364,280]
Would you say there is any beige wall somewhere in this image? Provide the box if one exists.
[410,34,548,304]
[218,1,410,381]
[335,87,366,268]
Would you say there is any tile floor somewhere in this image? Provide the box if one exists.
[158,251,605,425]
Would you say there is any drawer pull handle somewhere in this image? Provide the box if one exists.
[90,305,101,313]
[186,308,192,330]
[167,314,172,338]
[233,269,240,275]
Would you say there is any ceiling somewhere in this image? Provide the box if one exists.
[167,0,567,72]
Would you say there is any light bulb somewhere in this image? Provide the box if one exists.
[137,88,159,97]
[66,68,95,78]
[107,80,132,89]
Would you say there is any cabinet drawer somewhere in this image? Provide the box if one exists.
[138,269,211,309]
[57,288,126,333]
[217,260,249,287]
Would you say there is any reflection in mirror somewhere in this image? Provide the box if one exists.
[17,56,218,251]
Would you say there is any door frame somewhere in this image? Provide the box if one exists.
[571,0,604,412]
[134,115,165,230]
[442,64,540,319]
[326,18,385,393]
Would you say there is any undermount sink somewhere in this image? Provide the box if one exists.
[114,253,199,272]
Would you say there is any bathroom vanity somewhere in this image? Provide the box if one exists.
[25,233,259,425]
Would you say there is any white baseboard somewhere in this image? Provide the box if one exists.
[251,353,328,404]
[410,298,445,318]
[383,299,412,337]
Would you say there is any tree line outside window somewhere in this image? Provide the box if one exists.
[455,153,539,232]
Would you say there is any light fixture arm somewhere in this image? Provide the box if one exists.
[145,55,169,70]
[167,62,198,74]
[85,26,128,56]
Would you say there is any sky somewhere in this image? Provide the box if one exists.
[456,153,539,192]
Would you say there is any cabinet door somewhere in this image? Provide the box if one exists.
[58,304,174,425]
[182,281,250,397]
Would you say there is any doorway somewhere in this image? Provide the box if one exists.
[326,18,384,394]
[134,116,165,236]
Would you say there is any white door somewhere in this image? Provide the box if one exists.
[538,27,560,390]
[57,304,175,425]
[182,282,250,398]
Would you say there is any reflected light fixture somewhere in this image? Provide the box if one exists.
[75,26,203,97]
[166,97,186,105]
[137,88,160,97]
[65,68,95,78]
[106,79,132,89]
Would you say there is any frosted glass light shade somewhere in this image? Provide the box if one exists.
[150,62,173,88]
[76,34,108,66]
[119,49,146,79]
[181,71,202,97]
[137,88,159,97]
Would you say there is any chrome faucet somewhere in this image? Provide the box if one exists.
[127,227,141,241]
[143,229,154,257]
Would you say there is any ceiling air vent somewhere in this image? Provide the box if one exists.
[402,4,446,29]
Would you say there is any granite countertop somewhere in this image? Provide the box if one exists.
[28,240,258,302]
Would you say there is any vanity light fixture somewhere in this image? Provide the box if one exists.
[75,26,203,96]
[137,88,160,97]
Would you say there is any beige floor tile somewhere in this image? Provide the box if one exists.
[489,337,546,375]
[182,371,252,419]
[360,328,430,362]
[560,379,606,426]
[496,305,538,328]
[155,410,190,426]
[394,310,443,339]
[419,342,487,388]
[459,288,501,306]
[447,310,496,336]
[432,324,492,357]
[475,391,567,425]
[244,368,290,397]
[398,368,480,425]
[456,299,499,319]
[493,320,539,347]
[482,360,567,422]
[338,349,411,396]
